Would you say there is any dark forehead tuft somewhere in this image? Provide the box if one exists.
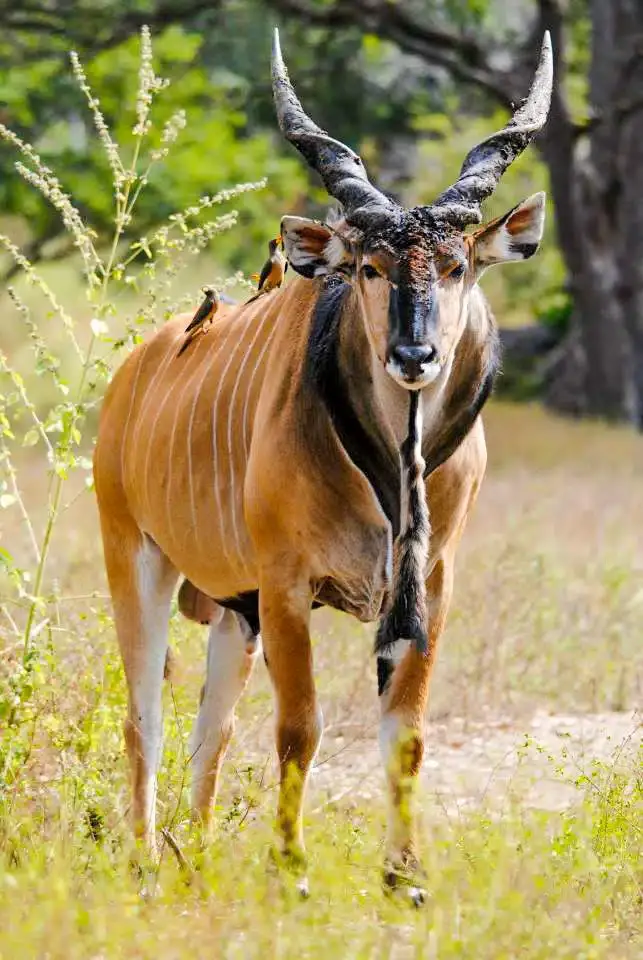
[361,212,464,295]
[363,210,458,256]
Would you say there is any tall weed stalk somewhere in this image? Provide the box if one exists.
[0,26,264,783]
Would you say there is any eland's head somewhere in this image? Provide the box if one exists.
[272,29,552,390]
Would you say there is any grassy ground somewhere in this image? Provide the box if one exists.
[1,402,642,958]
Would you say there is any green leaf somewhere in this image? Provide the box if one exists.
[0,546,15,567]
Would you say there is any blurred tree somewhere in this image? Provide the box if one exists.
[0,0,428,278]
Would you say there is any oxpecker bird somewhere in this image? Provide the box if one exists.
[177,287,220,356]
[248,236,287,302]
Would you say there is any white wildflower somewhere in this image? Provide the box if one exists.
[69,50,125,191]
[151,109,187,161]
[152,179,266,243]
[14,162,100,277]
[0,125,101,278]
[133,26,169,138]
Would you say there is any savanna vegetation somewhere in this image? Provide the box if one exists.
[0,5,641,958]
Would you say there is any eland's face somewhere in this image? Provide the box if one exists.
[354,191,546,389]
[356,220,470,390]
[281,191,546,391]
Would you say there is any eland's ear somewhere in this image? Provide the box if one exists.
[473,192,546,273]
[280,216,352,278]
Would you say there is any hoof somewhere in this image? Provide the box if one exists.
[296,876,310,900]
[407,885,426,908]
[383,857,428,908]
[268,843,307,875]
[137,868,160,901]
[128,839,160,898]
[267,846,310,899]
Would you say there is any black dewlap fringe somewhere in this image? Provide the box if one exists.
[375,390,430,656]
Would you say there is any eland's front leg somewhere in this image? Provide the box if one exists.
[377,551,454,903]
[260,575,322,887]
[378,645,432,902]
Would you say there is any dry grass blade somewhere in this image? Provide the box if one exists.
[161,828,194,883]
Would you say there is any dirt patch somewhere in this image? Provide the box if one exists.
[306,710,641,815]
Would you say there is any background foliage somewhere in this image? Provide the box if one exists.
[8,0,641,423]
[0,0,572,325]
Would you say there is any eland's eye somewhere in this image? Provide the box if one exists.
[361,264,380,280]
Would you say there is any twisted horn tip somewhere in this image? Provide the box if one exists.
[272,27,283,67]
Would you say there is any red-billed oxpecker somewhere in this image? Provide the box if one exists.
[177,286,220,357]
[249,235,288,302]
[93,27,553,902]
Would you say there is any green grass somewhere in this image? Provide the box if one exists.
[1,760,640,959]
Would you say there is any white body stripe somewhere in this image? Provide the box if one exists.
[166,343,213,550]
[143,331,192,518]
[242,321,279,460]
[185,321,238,554]
[226,312,266,570]
[211,311,255,564]
[120,343,147,485]
[130,332,181,457]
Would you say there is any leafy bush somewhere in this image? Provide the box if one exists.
[0,23,307,275]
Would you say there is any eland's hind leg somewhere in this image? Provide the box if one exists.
[190,609,262,823]
[98,512,178,851]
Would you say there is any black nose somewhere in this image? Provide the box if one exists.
[391,344,437,380]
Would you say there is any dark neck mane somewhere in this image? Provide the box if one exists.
[301,278,402,538]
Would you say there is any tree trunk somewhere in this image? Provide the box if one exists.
[542,0,642,423]
[612,0,643,425]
